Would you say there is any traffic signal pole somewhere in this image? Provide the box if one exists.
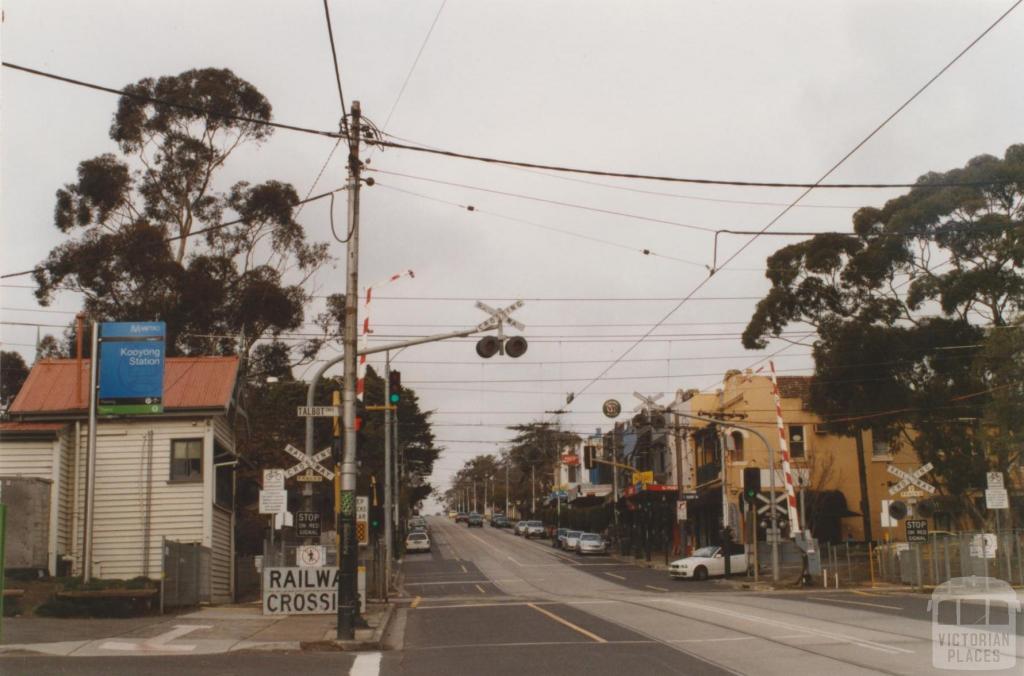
[383,351,393,593]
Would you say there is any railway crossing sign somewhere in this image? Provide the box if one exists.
[887,462,935,496]
[632,391,665,414]
[282,444,335,480]
[756,493,788,519]
[475,300,526,332]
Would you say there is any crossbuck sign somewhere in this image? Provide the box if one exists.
[887,462,936,496]
[282,444,335,480]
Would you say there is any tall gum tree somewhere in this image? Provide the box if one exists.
[32,68,331,360]
[742,145,1023,530]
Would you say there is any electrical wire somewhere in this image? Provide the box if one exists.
[0,186,348,279]
[5,60,1017,191]
[379,0,447,133]
[321,0,348,125]
[559,1,1022,410]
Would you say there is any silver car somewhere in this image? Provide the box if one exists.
[514,520,528,536]
[525,520,545,538]
[563,530,583,551]
[576,533,607,555]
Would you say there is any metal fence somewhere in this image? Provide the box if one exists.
[874,530,1024,588]
[161,538,211,610]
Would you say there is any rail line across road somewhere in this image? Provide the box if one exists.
[388,516,999,676]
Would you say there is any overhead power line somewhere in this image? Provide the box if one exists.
[4,61,1015,191]
[321,0,348,124]
[561,0,1022,409]
[380,0,448,132]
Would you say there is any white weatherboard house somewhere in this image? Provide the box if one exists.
[0,356,240,603]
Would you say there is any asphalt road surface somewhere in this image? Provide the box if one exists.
[9,516,1021,675]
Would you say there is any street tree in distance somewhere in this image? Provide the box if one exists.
[742,145,1023,529]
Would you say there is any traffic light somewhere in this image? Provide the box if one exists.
[369,505,384,532]
[743,467,761,503]
[354,400,366,432]
[388,370,401,404]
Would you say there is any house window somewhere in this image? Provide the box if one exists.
[171,439,203,481]
[871,426,891,457]
[729,431,744,461]
[788,425,806,458]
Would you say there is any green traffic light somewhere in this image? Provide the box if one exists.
[389,393,400,404]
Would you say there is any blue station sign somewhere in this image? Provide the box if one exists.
[98,321,166,415]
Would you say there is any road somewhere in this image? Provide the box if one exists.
[7,516,1020,675]
[388,517,1018,675]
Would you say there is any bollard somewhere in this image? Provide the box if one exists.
[823,568,828,588]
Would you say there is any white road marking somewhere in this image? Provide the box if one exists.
[645,585,670,592]
[403,580,492,586]
[668,637,756,643]
[808,596,902,611]
[100,624,212,653]
[475,584,487,594]
[350,651,382,676]
[604,572,627,580]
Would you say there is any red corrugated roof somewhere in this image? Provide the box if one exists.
[0,421,67,433]
[9,357,239,415]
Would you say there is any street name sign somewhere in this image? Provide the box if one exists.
[297,406,341,417]
[905,519,928,543]
[887,462,936,496]
[259,489,287,515]
[98,321,166,415]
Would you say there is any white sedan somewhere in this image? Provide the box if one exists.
[405,531,431,553]
[669,545,748,580]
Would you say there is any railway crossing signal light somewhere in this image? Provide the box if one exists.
[743,467,761,502]
[888,500,908,521]
[504,335,528,358]
[476,335,528,358]
[388,370,401,404]
[476,335,500,358]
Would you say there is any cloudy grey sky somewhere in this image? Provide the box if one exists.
[3,1,1022,506]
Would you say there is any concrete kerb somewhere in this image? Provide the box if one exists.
[298,602,395,652]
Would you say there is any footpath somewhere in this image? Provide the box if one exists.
[0,601,393,657]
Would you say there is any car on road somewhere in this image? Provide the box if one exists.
[669,545,748,580]
[467,513,484,527]
[524,520,545,538]
[405,531,431,553]
[553,528,568,548]
[563,530,583,551]
[448,510,458,519]
[491,515,509,528]
[455,512,469,523]
[513,520,528,536]
[576,533,608,555]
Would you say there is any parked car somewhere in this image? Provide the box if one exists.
[467,513,484,527]
[448,510,458,519]
[455,512,469,523]
[553,528,568,548]
[514,520,528,536]
[525,520,545,538]
[496,517,513,528]
[669,545,748,580]
[405,531,431,553]
[576,533,608,555]
[563,530,583,551]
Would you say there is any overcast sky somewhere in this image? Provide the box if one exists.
[3,1,1022,510]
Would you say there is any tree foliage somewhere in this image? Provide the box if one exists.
[33,68,331,360]
[1,351,30,407]
[742,145,1024,524]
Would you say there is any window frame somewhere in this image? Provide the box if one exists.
[788,424,806,459]
[170,437,204,483]
[871,425,891,458]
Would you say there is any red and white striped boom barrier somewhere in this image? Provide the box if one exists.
[769,360,801,536]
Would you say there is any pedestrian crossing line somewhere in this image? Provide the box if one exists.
[527,603,607,644]
[604,572,626,580]
[349,651,382,676]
